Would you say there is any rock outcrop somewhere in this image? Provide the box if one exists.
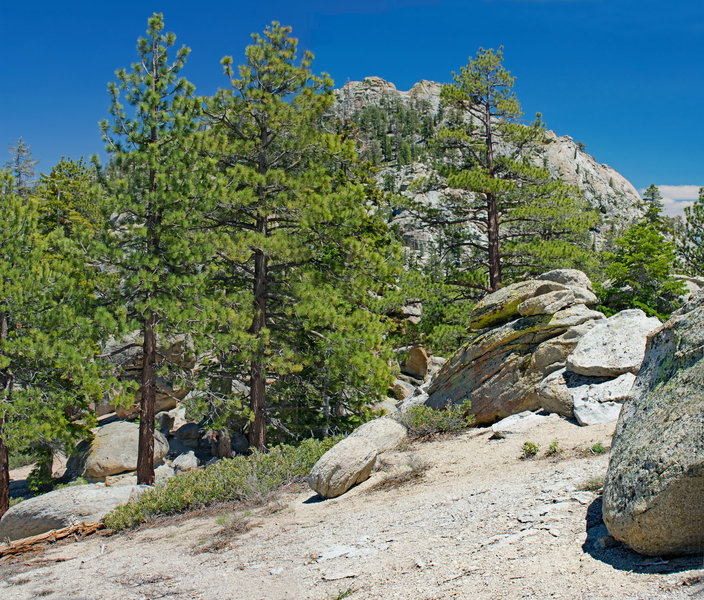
[335,78,644,259]
[602,296,704,556]
[0,484,146,541]
[426,270,605,424]
[68,421,169,482]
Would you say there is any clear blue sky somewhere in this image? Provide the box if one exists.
[1,0,702,214]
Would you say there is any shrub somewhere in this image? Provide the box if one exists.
[546,440,561,456]
[104,436,340,530]
[395,401,474,439]
[588,442,607,455]
[521,441,540,458]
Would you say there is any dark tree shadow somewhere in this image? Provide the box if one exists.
[582,496,704,574]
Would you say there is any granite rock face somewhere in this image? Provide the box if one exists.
[566,309,661,377]
[426,273,604,424]
[602,296,704,555]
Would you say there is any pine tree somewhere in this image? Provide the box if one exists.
[5,137,38,198]
[0,171,112,517]
[205,23,398,449]
[427,47,596,294]
[642,184,665,227]
[99,14,217,484]
[678,187,704,276]
[600,222,685,318]
[34,157,105,236]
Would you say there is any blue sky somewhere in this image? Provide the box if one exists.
[1,0,702,215]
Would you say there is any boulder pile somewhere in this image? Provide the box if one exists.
[602,294,704,556]
[425,270,660,426]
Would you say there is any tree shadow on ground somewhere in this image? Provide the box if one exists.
[582,495,703,575]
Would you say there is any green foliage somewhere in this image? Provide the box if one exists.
[204,22,400,447]
[641,184,665,229]
[34,157,105,236]
[599,222,684,318]
[547,440,561,456]
[0,171,112,489]
[104,436,340,530]
[395,401,474,438]
[588,442,607,455]
[678,187,704,277]
[434,47,598,292]
[521,441,540,458]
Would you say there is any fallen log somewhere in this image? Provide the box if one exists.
[0,521,105,558]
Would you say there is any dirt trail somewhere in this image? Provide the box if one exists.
[2,417,703,600]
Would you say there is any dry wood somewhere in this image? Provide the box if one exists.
[0,521,104,558]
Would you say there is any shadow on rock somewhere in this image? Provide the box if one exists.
[582,496,703,574]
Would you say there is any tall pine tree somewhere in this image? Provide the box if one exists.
[205,23,398,449]
[0,171,111,517]
[99,14,216,484]
[426,47,596,294]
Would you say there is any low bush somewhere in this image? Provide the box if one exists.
[104,436,340,531]
[521,441,540,458]
[395,401,474,439]
[588,442,607,455]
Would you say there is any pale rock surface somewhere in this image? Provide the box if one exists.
[402,347,429,379]
[0,484,146,541]
[566,309,661,377]
[490,411,553,438]
[68,421,169,482]
[172,451,199,472]
[308,437,378,499]
[537,268,594,291]
[602,296,704,555]
[572,399,622,426]
[348,417,407,453]
[389,378,416,400]
[537,368,636,417]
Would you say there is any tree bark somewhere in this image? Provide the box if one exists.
[137,311,157,485]
[0,415,9,519]
[484,92,502,292]
[249,230,268,451]
[0,312,10,518]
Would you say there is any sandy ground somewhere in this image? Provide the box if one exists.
[2,416,703,600]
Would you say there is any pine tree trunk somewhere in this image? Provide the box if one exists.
[0,416,9,519]
[487,191,501,292]
[137,312,157,485]
[0,312,10,518]
[484,96,502,292]
[249,236,268,451]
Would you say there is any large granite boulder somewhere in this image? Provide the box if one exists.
[308,437,378,499]
[602,296,704,555]
[0,484,146,541]
[68,421,169,482]
[308,417,408,498]
[348,416,407,453]
[427,299,604,424]
[566,309,661,377]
